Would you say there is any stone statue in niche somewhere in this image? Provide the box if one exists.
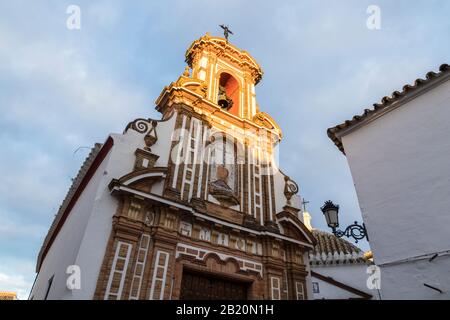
[209,164,239,207]
[199,228,211,241]
[235,238,246,251]
[179,221,192,237]
[217,232,229,246]
[144,209,155,226]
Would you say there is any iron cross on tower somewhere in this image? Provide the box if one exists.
[219,24,233,41]
[302,199,310,212]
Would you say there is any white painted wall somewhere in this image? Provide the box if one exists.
[304,253,313,299]
[152,114,177,169]
[311,264,378,300]
[31,116,177,300]
[272,170,301,214]
[30,145,113,300]
[341,79,450,299]
[379,255,450,299]
[70,132,146,299]
[145,114,177,197]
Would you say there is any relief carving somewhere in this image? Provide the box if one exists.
[209,165,239,207]
[144,208,155,226]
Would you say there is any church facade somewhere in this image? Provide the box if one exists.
[30,34,316,300]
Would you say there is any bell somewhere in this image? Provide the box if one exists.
[218,92,230,109]
[218,85,233,110]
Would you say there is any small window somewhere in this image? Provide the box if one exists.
[313,282,320,293]
[44,275,54,300]
[295,281,305,300]
[271,276,281,300]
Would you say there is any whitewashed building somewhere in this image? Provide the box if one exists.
[328,64,450,299]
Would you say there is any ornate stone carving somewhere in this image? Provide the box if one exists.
[144,208,155,226]
[252,112,283,137]
[200,83,208,98]
[179,221,192,237]
[124,119,158,151]
[164,213,176,229]
[209,165,239,207]
[190,197,207,213]
[185,34,263,84]
[284,175,299,205]
[183,66,190,77]
[265,220,280,233]
[243,214,265,231]
[134,148,159,170]
[192,83,208,107]
[125,118,152,134]
[127,201,142,220]
[235,237,246,251]
[199,227,211,241]
[217,232,229,246]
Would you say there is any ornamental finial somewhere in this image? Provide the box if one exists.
[219,24,233,42]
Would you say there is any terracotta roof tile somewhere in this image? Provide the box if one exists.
[328,64,450,154]
[309,229,367,265]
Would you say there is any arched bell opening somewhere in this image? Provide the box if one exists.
[218,72,240,116]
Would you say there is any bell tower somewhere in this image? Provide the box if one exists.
[154,32,286,218]
[184,32,263,119]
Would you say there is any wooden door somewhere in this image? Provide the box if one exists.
[180,271,248,300]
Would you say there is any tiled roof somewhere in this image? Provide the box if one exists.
[309,229,367,265]
[328,64,450,154]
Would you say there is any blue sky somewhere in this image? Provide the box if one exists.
[0,0,449,299]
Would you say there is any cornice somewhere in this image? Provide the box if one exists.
[110,184,315,249]
[155,84,282,140]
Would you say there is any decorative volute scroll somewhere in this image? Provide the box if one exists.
[124,118,158,150]
[125,118,154,134]
[283,175,299,205]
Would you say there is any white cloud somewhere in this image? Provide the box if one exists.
[0,258,35,300]
[0,2,151,223]
[0,28,148,135]
[0,218,46,240]
[0,143,69,218]
[87,1,122,28]
[0,2,151,287]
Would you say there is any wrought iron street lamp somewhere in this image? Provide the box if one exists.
[320,200,369,243]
